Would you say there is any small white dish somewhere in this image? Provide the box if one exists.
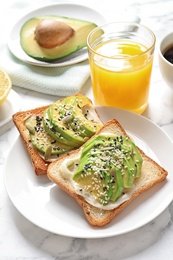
[8,3,106,67]
[0,89,21,127]
[158,32,173,89]
[3,107,173,238]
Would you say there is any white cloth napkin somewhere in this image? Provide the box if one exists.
[0,44,90,96]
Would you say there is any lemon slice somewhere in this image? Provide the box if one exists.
[0,67,12,105]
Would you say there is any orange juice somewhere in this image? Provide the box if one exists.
[89,39,154,114]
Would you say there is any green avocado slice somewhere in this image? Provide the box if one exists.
[60,95,102,136]
[80,134,120,159]
[49,103,85,146]
[110,167,124,202]
[58,97,91,138]
[61,95,90,107]
[120,138,143,187]
[43,108,78,147]
[25,114,73,160]
[48,96,102,147]
[20,16,98,61]
[72,134,143,205]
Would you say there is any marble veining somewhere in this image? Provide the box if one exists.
[1,0,173,259]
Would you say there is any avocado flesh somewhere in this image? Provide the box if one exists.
[48,96,102,147]
[80,135,113,158]
[20,16,98,61]
[110,168,124,202]
[49,103,85,146]
[25,115,72,159]
[60,96,102,137]
[122,140,143,188]
[72,135,143,205]
[43,108,78,147]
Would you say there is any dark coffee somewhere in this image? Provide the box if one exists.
[163,45,173,64]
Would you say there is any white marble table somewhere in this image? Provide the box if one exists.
[1,0,173,259]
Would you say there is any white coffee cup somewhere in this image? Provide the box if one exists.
[158,32,173,89]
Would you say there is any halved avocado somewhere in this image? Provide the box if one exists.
[20,16,98,61]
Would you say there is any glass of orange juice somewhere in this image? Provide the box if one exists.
[87,22,156,114]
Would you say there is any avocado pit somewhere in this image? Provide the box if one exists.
[34,19,75,48]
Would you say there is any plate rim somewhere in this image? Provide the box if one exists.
[3,107,173,238]
[7,2,106,67]
[0,89,21,127]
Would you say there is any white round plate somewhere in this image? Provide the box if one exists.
[7,3,106,67]
[0,89,21,127]
[3,107,173,238]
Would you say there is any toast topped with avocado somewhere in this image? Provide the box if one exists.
[12,94,103,175]
[47,119,168,227]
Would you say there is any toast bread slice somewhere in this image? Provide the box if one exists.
[12,94,102,176]
[13,105,50,175]
[47,119,168,227]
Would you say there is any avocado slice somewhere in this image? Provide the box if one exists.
[120,138,143,188]
[72,134,143,205]
[20,16,98,61]
[60,95,102,137]
[49,103,85,146]
[25,114,72,160]
[80,134,114,158]
[110,168,124,202]
[48,96,102,147]
[43,108,78,147]
[61,95,90,107]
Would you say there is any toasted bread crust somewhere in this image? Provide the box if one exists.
[47,119,168,227]
[12,94,102,175]
[13,105,50,175]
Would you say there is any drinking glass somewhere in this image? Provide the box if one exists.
[87,22,156,114]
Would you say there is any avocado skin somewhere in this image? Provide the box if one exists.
[73,135,143,205]
[20,16,98,61]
